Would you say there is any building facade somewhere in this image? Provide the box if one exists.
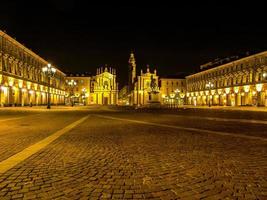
[131,66,159,106]
[186,51,267,107]
[90,67,118,105]
[126,52,160,106]
[123,53,189,107]
[65,67,119,105]
[0,30,65,107]
[160,77,186,106]
[65,73,91,106]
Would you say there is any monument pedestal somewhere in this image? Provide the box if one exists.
[147,92,161,108]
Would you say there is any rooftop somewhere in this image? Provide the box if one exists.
[199,49,266,71]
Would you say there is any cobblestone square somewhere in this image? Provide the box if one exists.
[0,107,266,199]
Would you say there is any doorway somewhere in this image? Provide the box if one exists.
[103,97,108,105]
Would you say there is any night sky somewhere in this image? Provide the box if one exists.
[1,2,267,87]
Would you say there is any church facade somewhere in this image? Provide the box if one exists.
[127,53,160,106]
[90,67,118,105]
[65,67,118,105]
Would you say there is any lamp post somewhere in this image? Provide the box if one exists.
[170,93,175,108]
[67,79,77,106]
[81,88,86,106]
[174,89,180,107]
[205,81,214,107]
[42,63,56,109]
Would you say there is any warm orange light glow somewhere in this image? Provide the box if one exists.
[27,82,31,90]
[1,86,7,92]
[8,81,13,87]
[244,85,250,93]
[18,80,23,88]
[256,84,263,92]
[234,86,239,94]
[225,88,230,94]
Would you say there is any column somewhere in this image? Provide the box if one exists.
[8,86,13,106]
[0,87,2,107]
[19,89,22,106]
[226,94,231,106]
[111,92,114,105]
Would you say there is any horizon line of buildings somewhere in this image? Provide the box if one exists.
[0,30,266,107]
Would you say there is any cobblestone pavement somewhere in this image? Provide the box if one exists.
[0,108,266,199]
[0,111,87,162]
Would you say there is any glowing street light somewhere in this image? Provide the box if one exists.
[174,89,180,107]
[67,79,77,106]
[42,63,56,109]
[81,88,86,106]
[205,81,214,107]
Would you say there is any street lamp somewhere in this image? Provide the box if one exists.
[42,63,56,109]
[205,81,214,107]
[67,79,77,106]
[81,88,86,106]
[170,93,175,108]
[174,89,180,107]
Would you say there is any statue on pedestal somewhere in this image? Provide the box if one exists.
[148,75,160,107]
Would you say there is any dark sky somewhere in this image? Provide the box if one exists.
[1,1,267,87]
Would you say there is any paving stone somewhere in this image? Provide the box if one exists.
[0,110,266,199]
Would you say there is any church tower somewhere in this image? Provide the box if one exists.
[128,52,136,89]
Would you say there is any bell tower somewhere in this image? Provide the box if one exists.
[128,51,136,90]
